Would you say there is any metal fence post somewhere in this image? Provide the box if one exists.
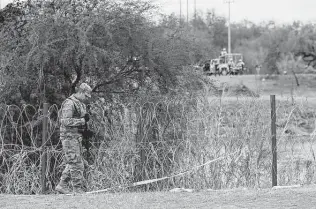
[41,103,49,194]
[270,95,277,187]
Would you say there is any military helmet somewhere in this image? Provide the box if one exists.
[78,83,92,98]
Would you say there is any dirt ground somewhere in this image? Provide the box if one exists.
[2,185,316,209]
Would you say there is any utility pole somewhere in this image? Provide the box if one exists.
[180,0,182,25]
[194,0,196,22]
[187,0,189,26]
[224,0,234,54]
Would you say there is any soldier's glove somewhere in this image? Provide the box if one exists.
[83,129,94,138]
[84,113,90,122]
[78,125,86,134]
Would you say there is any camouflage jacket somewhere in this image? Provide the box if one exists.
[59,95,87,136]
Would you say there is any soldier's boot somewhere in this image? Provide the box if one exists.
[55,181,71,194]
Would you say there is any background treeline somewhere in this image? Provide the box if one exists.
[189,10,316,75]
[0,0,316,106]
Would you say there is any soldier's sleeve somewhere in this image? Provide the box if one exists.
[60,99,85,127]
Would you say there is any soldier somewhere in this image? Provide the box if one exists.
[221,48,227,56]
[255,64,261,75]
[228,58,234,68]
[237,59,245,71]
[55,83,92,194]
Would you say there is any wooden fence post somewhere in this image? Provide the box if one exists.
[270,95,277,187]
[41,103,49,194]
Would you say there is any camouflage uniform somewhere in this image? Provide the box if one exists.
[58,94,88,192]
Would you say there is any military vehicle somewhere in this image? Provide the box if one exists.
[203,53,245,76]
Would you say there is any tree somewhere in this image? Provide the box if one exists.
[206,9,227,51]
[292,24,316,69]
[0,0,193,107]
[277,53,306,86]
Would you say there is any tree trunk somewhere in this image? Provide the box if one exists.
[291,69,300,87]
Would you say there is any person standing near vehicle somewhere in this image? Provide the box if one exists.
[221,48,227,56]
[55,83,92,194]
[255,64,261,75]
[237,59,245,71]
[228,58,235,69]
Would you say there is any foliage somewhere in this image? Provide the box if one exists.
[0,0,188,107]
[1,1,316,105]
[292,24,316,68]
[277,53,306,74]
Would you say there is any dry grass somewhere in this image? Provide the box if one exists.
[211,74,316,98]
[0,91,316,194]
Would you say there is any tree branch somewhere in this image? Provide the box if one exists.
[71,55,84,93]
[92,64,139,92]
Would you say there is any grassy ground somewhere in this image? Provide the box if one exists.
[2,74,316,207]
[211,74,316,99]
[2,185,316,208]
[209,74,316,188]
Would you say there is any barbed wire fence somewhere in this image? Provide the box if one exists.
[0,95,316,194]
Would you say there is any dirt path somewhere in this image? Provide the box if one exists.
[2,185,316,209]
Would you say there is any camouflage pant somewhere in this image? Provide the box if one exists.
[59,134,84,189]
